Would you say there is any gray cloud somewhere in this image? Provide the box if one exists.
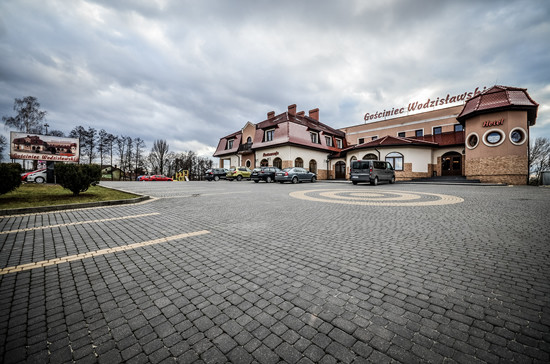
[1,0,549,160]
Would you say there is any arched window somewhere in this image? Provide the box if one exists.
[247,137,252,144]
[350,156,357,163]
[362,153,377,160]
[273,157,282,169]
[309,160,317,173]
[295,158,303,168]
[261,159,268,167]
[245,159,251,168]
[385,152,403,171]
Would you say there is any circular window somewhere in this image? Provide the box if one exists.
[482,129,505,147]
[466,133,479,149]
[487,132,501,144]
[509,127,527,146]
[245,160,251,168]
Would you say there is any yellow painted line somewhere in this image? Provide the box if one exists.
[0,213,160,235]
[0,230,210,275]
[0,197,159,219]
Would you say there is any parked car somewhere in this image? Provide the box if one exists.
[205,168,229,181]
[143,175,173,181]
[275,168,317,184]
[251,167,281,183]
[21,168,47,183]
[226,167,252,181]
[137,175,148,181]
[350,160,395,185]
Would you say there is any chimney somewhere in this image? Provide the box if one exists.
[288,104,297,116]
[309,108,319,121]
[267,111,275,119]
[297,111,305,117]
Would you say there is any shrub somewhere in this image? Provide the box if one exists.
[55,163,102,196]
[0,163,23,195]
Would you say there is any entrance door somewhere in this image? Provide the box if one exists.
[441,152,462,176]
[335,161,346,179]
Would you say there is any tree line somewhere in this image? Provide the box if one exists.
[1,96,213,180]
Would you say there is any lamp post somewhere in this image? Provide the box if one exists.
[44,123,49,135]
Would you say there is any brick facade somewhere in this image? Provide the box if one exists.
[465,155,528,185]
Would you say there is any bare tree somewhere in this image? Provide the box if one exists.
[69,126,87,164]
[82,127,97,164]
[134,137,146,177]
[2,96,48,133]
[49,130,65,137]
[149,139,170,175]
[0,135,7,162]
[529,137,550,184]
[116,136,127,180]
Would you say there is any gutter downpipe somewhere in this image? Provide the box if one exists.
[375,148,381,160]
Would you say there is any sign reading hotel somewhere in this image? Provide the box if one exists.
[10,132,80,162]
[364,86,487,122]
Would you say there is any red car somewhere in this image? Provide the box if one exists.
[143,175,173,181]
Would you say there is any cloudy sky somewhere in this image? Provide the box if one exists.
[1,0,549,161]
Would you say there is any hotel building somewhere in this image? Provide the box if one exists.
[213,86,539,185]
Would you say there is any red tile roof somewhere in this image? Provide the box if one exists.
[457,85,538,125]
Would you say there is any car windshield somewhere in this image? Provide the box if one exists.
[253,168,261,172]
[282,168,292,172]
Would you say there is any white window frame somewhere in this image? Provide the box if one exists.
[325,136,333,147]
[336,139,343,148]
[310,132,319,144]
[265,129,275,142]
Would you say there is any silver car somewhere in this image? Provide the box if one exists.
[275,167,317,184]
[350,160,395,185]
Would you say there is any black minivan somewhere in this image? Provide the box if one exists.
[350,160,395,185]
[205,168,229,181]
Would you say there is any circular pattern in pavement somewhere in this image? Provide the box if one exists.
[290,189,464,206]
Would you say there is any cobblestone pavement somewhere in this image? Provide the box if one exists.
[1,181,549,364]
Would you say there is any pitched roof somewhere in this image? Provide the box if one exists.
[256,112,345,137]
[330,135,439,159]
[457,85,538,125]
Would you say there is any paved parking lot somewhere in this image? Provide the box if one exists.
[1,180,549,363]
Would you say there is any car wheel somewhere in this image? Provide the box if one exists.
[311,176,316,183]
[237,175,242,181]
[266,176,272,183]
[254,180,259,183]
[371,177,378,186]
[214,176,220,181]
[389,176,395,184]
[292,177,298,184]
[352,181,358,185]
[35,177,45,184]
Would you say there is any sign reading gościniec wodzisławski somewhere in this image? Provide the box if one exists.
[10,132,80,162]
[364,86,487,122]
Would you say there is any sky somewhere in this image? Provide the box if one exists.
[1,0,549,162]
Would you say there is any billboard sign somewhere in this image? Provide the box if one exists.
[10,132,80,162]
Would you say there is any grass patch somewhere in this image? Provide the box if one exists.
[0,184,140,210]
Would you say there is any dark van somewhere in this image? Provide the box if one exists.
[350,160,395,185]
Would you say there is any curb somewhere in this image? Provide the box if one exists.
[0,185,150,216]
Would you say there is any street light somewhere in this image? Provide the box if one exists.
[44,123,49,135]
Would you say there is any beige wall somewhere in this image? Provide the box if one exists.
[463,110,530,184]
[341,105,464,144]
[242,122,256,144]
[255,146,330,179]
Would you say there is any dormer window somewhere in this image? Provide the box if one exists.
[227,139,234,149]
[336,139,343,148]
[265,129,274,142]
[310,132,319,144]
[325,136,333,147]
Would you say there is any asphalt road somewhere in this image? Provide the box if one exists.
[1,180,549,363]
